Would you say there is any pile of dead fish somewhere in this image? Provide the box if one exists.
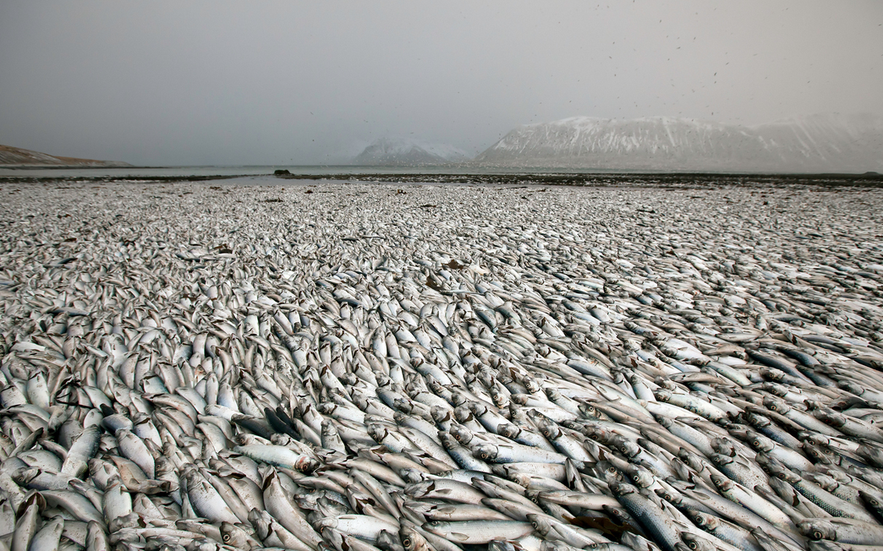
[0,180,882,551]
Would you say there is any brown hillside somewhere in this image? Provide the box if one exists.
[0,144,130,166]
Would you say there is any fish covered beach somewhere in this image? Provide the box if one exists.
[1,175,883,551]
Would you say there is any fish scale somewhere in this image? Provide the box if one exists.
[0,180,882,551]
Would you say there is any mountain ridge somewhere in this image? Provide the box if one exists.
[350,137,469,166]
[0,144,131,167]
[474,114,883,172]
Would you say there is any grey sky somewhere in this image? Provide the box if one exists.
[1,1,881,165]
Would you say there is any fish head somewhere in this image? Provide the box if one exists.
[398,468,427,484]
[617,439,641,458]
[472,444,499,462]
[449,424,472,444]
[801,444,833,464]
[321,419,339,437]
[220,522,253,548]
[629,466,656,488]
[11,467,41,486]
[320,526,344,548]
[399,521,425,551]
[430,406,452,424]
[392,398,413,414]
[467,401,486,417]
[246,507,270,532]
[802,432,827,447]
[509,394,529,406]
[746,431,773,453]
[860,490,883,511]
[798,520,836,541]
[453,405,473,424]
[376,529,399,549]
[710,437,737,457]
[583,403,610,421]
[544,387,561,400]
[535,420,558,440]
[490,388,508,408]
[607,479,637,497]
[366,424,388,442]
[404,481,431,498]
[709,453,734,468]
[654,486,679,505]
[679,532,716,551]
[709,474,733,491]
[685,507,714,529]
[450,392,469,408]
[654,389,674,403]
[595,460,622,482]
[293,491,320,510]
[526,513,553,535]
[669,458,696,483]
[496,423,519,439]
[759,395,782,411]
[107,513,146,533]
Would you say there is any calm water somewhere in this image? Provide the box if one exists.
[4,165,876,191]
[0,164,639,179]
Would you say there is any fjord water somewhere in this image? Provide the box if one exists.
[0,164,683,180]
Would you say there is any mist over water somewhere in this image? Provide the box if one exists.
[1,1,881,166]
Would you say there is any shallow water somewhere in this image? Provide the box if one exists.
[0,164,640,180]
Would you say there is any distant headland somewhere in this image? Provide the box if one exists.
[0,144,131,167]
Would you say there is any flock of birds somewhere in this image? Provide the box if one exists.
[0,180,882,551]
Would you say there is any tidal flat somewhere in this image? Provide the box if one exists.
[0,178,882,551]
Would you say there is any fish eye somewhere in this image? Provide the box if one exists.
[223,535,231,543]
[812,531,823,540]
[752,440,761,447]
[688,543,698,550]
[632,475,640,482]
[402,538,411,547]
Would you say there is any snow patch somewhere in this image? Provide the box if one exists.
[350,137,469,166]
[475,114,883,172]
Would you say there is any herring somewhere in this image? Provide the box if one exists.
[2,179,883,551]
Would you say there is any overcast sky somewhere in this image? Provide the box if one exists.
[1,1,881,165]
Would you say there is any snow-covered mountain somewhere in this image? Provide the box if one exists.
[351,137,468,166]
[474,114,883,172]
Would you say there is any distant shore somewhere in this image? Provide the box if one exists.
[0,143,132,168]
[1,170,883,189]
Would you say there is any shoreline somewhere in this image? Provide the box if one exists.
[2,171,883,188]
